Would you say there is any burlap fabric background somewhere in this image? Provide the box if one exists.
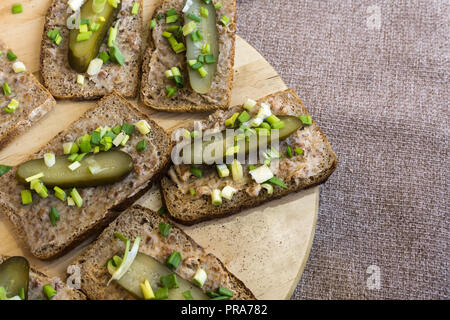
[235,0,449,299]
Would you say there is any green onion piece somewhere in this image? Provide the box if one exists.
[259,122,271,130]
[30,180,48,198]
[225,112,240,127]
[299,115,312,125]
[166,87,177,98]
[79,134,92,153]
[162,31,172,38]
[3,82,12,96]
[67,153,78,162]
[166,14,179,24]
[0,165,12,177]
[182,21,196,36]
[159,222,172,237]
[21,190,32,205]
[198,55,205,64]
[217,287,234,297]
[121,122,135,135]
[90,23,101,32]
[216,164,230,178]
[220,15,230,26]
[140,280,155,300]
[112,125,122,135]
[190,167,202,178]
[214,2,223,9]
[63,142,79,155]
[98,51,110,64]
[261,183,274,194]
[154,287,169,300]
[166,8,177,16]
[25,172,44,182]
[204,54,216,64]
[206,290,220,298]
[42,285,57,299]
[120,134,129,146]
[200,7,209,18]
[190,61,203,70]
[7,51,17,61]
[193,268,207,287]
[76,31,92,42]
[202,42,211,54]
[149,19,156,30]
[268,177,288,189]
[166,251,182,270]
[70,188,83,207]
[156,13,164,20]
[187,13,201,22]
[189,187,195,196]
[211,189,222,206]
[271,120,285,129]
[79,23,88,33]
[80,18,90,25]
[49,207,60,227]
[191,30,203,42]
[238,110,251,123]
[91,130,101,145]
[190,131,200,138]
[67,196,75,206]
[12,4,23,14]
[286,145,293,158]
[18,287,25,300]
[135,120,150,135]
[75,153,87,162]
[182,290,194,300]
[68,161,81,171]
[173,42,186,54]
[165,69,173,78]
[266,114,281,126]
[160,273,179,289]
[157,206,167,215]
[112,132,127,146]
[197,66,207,78]
[211,295,231,300]
[107,20,120,47]
[53,187,67,202]
[109,46,125,66]
[136,140,146,152]
[131,2,140,15]
[294,147,304,155]
[4,99,19,113]
[231,159,244,183]
[44,153,56,168]
[76,74,84,85]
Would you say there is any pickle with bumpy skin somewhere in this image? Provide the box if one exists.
[68,0,121,73]
[16,150,133,188]
[0,256,29,300]
[109,252,209,300]
[184,115,303,164]
[184,0,219,94]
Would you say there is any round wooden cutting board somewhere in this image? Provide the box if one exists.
[0,0,318,299]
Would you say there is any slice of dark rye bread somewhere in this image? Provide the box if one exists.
[161,89,338,225]
[0,41,55,150]
[40,0,143,100]
[140,0,236,112]
[71,205,256,300]
[0,255,86,300]
[0,92,172,260]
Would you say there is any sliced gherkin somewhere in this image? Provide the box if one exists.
[0,256,30,300]
[184,0,219,94]
[68,0,121,72]
[16,150,133,188]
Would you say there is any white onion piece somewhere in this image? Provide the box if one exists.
[107,236,141,285]
[87,58,104,76]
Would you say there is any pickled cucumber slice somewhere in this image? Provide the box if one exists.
[184,115,303,163]
[0,256,29,300]
[113,253,208,300]
[68,0,121,72]
[184,0,219,94]
[16,150,133,188]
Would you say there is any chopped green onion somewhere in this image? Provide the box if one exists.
[187,13,201,22]
[160,273,179,289]
[107,20,120,47]
[70,188,83,207]
[266,115,281,126]
[243,99,257,111]
[79,134,92,153]
[49,207,60,227]
[67,196,75,206]
[79,24,89,33]
[173,42,186,54]
[154,287,169,300]
[3,82,12,96]
[76,31,92,42]
[238,111,251,123]
[286,145,293,158]
[190,167,202,178]
[68,161,81,171]
[98,51,110,64]
[198,55,205,64]
[0,165,12,177]
[107,0,120,8]
[12,61,26,73]
[53,187,66,202]
[166,14,179,24]
[166,8,177,16]
[204,54,216,64]
[136,140,146,152]
[91,130,101,145]
[249,164,274,184]
[120,134,130,146]
[140,279,155,300]
[4,99,19,113]
[90,22,101,32]
[112,125,122,135]
[7,51,17,61]
[189,187,196,196]
[113,132,127,146]
[211,189,222,206]
[166,251,182,270]
[18,287,25,300]
[166,87,177,98]
[67,153,78,162]
[206,290,220,298]
[193,268,207,288]
[31,180,48,198]
[255,127,270,136]
[182,21,196,36]
[299,115,312,125]
[268,177,288,189]
[12,4,23,14]
[121,122,135,135]
[231,159,244,183]
[135,120,150,135]
[190,131,200,138]
[218,287,234,297]
[21,190,32,205]
[214,2,223,9]
[42,285,57,299]
[271,121,285,129]
[162,31,172,38]
[220,15,230,26]
[63,142,79,155]
[259,122,271,130]
[156,13,164,20]
[191,30,203,42]
[211,295,231,300]
[76,74,85,86]
[159,222,172,237]
[294,147,304,155]
[44,153,56,167]
[75,153,87,162]
[200,7,209,18]
[149,19,156,30]
[182,290,193,300]
[202,42,211,54]
[109,46,125,66]
[261,183,274,194]
[25,172,44,183]
[131,2,140,15]
[225,112,239,127]
[80,18,90,25]
[216,164,229,177]
[157,206,167,215]
[190,61,203,70]
[221,185,237,200]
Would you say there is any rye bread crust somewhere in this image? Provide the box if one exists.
[140,0,236,112]
[72,205,256,300]
[40,0,143,100]
[161,89,338,225]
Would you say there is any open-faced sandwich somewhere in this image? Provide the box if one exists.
[141,0,236,112]
[0,255,85,300]
[161,89,338,224]
[72,205,256,300]
[0,92,172,259]
[40,0,143,99]
[0,41,55,150]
